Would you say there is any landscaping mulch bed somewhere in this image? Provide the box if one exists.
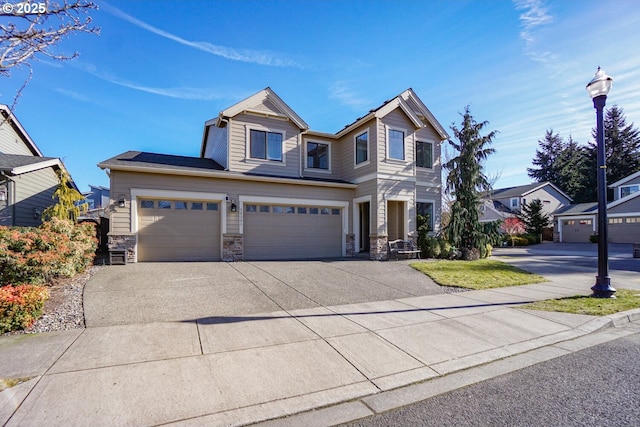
[2,266,102,336]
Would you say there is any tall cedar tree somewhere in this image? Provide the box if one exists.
[517,199,550,240]
[444,106,497,258]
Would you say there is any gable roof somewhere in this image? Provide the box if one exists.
[608,170,640,188]
[490,181,572,202]
[217,87,309,130]
[0,104,44,157]
[336,88,449,140]
[0,153,63,175]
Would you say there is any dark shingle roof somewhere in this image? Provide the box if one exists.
[98,151,353,185]
[0,153,58,172]
[98,151,225,172]
[491,182,550,199]
[553,203,598,216]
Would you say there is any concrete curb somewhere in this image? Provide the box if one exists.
[252,310,640,426]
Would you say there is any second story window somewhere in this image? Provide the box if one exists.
[307,142,329,169]
[510,198,519,208]
[621,184,639,198]
[388,129,405,160]
[250,129,283,161]
[416,141,433,168]
[355,131,368,165]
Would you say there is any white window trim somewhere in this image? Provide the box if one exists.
[557,214,597,242]
[619,184,639,199]
[245,124,287,165]
[130,188,227,262]
[304,139,332,174]
[385,195,412,240]
[238,195,349,257]
[416,198,436,234]
[354,128,371,169]
[510,197,519,208]
[386,125,408,162]
[416,140,434,169]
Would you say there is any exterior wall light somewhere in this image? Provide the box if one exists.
[118,195,126,208]
[230,201,237,212]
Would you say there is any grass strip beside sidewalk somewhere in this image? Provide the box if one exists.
[522,289,640,316]
[410,259,547,290]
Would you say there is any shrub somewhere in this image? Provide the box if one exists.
[421,236,441,259]
[522,233,540,245]
[0,219,97,286]
[589,234,599,243]
[439,239,453,259]
[0,285,49,333]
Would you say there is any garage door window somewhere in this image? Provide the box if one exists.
[285,206,295,214]
[175,201,187,210]
[332,208,340,215]
[609,218,623,224]
[191,202,203,210]
[158,200,171,209]
[206,203,219,211]
[141,200,154,209]
[627,217,640,223]
[310,208,319,214]
[298,207,307,214]
[260,205,270,213]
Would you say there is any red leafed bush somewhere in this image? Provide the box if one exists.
[0,218,97,286]
[0,285,49,333]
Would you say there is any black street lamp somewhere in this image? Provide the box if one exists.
[586,67,616,298]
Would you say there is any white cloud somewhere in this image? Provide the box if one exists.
[101,2,303,69]
[329,82,371,110]
[74,61,228,101]
[54,88,91,103]
[513,0,554,64]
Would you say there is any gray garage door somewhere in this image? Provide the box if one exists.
[244,203,343,260]
[137,199,221,262]
[608,217,640,243]
[561,218,594,243]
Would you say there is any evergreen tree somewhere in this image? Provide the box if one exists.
[527,130,565,184]
[517,199,550,241]
[42,170,87,223]
[444,106,497,259]
[588,105,640,189]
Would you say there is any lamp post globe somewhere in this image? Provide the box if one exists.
[586,67,616,298]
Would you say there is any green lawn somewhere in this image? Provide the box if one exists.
[522,289,640,316]
[410,259,547,290]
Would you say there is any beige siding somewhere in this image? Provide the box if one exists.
[13,168,58,227]
[227,113,301,178]
[337,122,378,182]
[524,187,570,216]
[0,121,33,155]
[109,171,354,234]
[377,110,415,177]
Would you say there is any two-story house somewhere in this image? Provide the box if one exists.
[0,104,77,227]
[479,181,572,224]
[554,171,640,243]
[98,88,448,262]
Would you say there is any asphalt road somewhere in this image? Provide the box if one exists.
[343,326,640,427]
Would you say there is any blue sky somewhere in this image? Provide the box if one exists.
[1,0,639,193]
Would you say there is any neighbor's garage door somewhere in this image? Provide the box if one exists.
[244,203,342,260]
[561,218,594,243]
[608,216,640,244]
[137,199,220,262]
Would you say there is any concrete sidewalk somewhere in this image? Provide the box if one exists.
[1,258,639,426]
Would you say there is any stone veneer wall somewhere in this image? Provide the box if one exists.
[346,233,355,257]
[369,234,388,261]
[223,233,243,262]
[108,233,136,263]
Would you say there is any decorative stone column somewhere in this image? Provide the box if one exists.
[108,233,136,263]
[223,233,243,262]
[346,233,355,257]
[369,234,388,261]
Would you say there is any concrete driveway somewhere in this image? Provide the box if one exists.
[84,259,444,327]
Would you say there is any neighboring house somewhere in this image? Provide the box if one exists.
[0,104,76,227]
[98,87,449,262]
[479,181,572,223]
[83,185,110,210]
[554,171,640,243]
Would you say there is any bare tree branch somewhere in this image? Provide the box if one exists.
[0,0,99,110]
